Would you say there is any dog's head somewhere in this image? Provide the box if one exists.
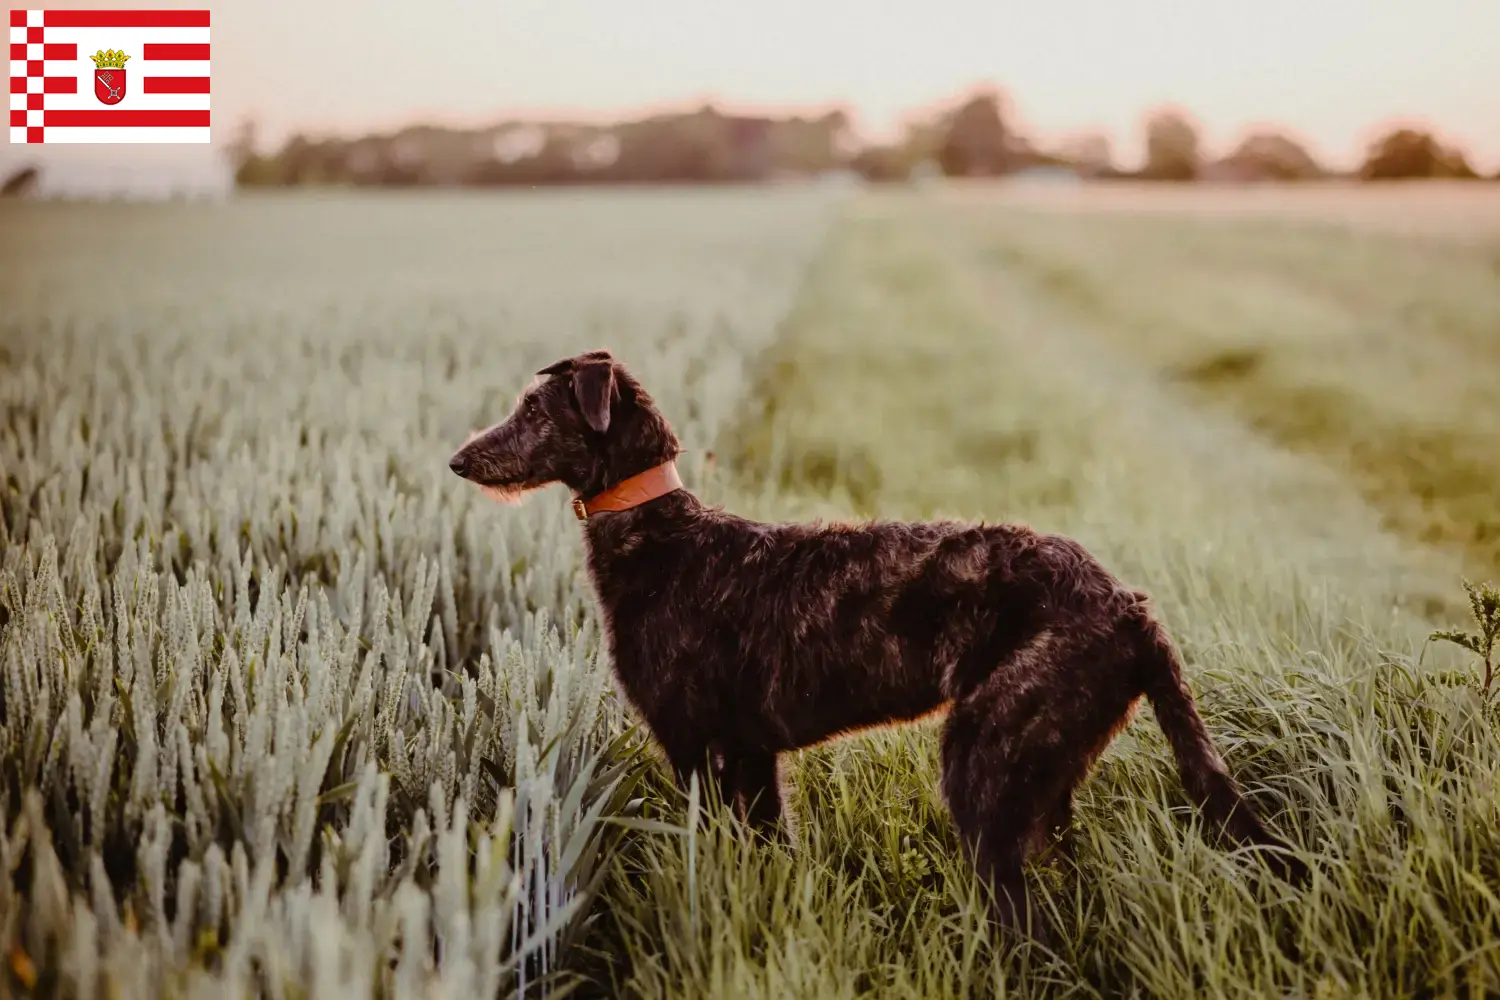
[448,349,679,502]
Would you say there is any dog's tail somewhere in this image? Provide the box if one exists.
[1124,596,1306,882]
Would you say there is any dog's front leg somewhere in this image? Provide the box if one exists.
[717,747,788,843]
[659,739,786,837]
[657,733,789,844]
[658,734,717,798]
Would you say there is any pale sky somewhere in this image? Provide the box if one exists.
[5,0,1498,187]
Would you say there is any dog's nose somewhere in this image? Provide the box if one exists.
[449,454,469,477]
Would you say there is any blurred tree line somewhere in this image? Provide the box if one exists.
[223,88,1495,189]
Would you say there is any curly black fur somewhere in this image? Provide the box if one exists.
[449,349,1303,935]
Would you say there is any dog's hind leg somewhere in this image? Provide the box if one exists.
[1038,791,1077,867]
[940,629,1145,940]
[940,684,1059,940]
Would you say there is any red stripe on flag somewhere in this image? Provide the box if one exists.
[44,43,77,60]
[44,10,210,28]
[144,75,209,94]
[143,43,210,61]
[43,75,75,93]
[8,42,21,60]
[9,109,24,127]
[9,76,25,93]
[45,109,210,127]
[9,9,25,26]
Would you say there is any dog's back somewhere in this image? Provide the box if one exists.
[583,492,1134,750]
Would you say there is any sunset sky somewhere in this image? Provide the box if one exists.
[4,0,1497,186]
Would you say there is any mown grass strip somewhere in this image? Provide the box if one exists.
[941,205,1500,592]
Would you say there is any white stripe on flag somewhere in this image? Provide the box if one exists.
[131,60,212,78]
[12,125,210,143]
[43,86,211,113]
[14,25,211,46]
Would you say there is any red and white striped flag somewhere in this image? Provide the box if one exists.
[9,8,209,143]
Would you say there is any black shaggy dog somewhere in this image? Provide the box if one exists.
[449,348,1302,934]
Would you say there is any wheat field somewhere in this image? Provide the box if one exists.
[2,183,1498,999]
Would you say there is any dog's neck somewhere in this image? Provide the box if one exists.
[571,396,681,499]
[573,461,683,521]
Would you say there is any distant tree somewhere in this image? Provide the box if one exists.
[1365,130,1424,178]
[824,109,862,165]
[229,120,351,188]
[765,111,848,175]
[1140,108,1201,181]
[937,90,1010,177]
[1220,130,1324,181]
[604,109,723,183]
[1436,146,1478,178]
[1057,132,1114,177]
[1360,127,1480,180]
[269,135,328,185]
[570,131,622,174]
[900,114,950,163]
[224,118,285,187]
[515,132,582,184]
[850,144,912,183]
[224,118,257,170]
[1005,133,1052,170]
[0,164,40,197]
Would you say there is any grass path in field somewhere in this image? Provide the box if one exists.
[737,196,1470,616]
[931,202,1500,596]
[595,196,1498,999]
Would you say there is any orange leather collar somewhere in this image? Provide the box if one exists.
[573,461,683,521]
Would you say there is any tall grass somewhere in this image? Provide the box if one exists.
[592,196,1500,998]
[0,189,840,997]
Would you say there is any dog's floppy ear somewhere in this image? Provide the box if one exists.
[537,348,612,378]
[572,358,616,433]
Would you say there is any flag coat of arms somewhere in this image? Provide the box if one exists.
[9,8,209,143]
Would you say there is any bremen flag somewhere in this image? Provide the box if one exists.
[9,8,209,143]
